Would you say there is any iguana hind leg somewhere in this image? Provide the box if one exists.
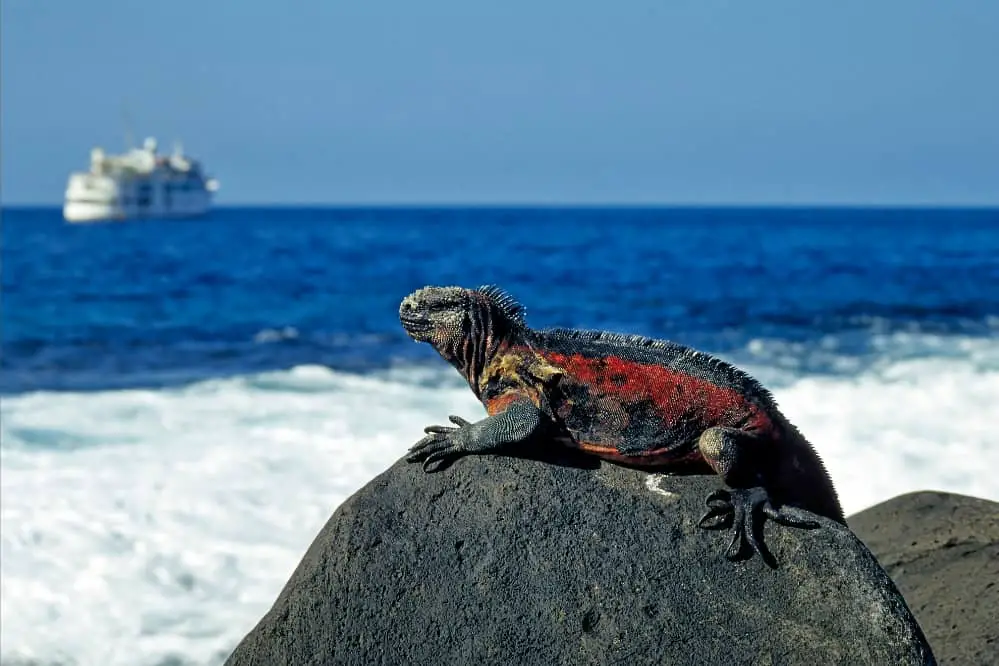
[695,426,820,567]
[407,399,544,472]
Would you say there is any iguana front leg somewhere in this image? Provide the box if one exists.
[407,399,544,472]
[695,426,820,567]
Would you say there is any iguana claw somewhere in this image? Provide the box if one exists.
[697,487,820,568]
[407,415,473,472]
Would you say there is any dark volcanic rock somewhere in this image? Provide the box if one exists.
[850,491,999,666]
[226,454,934,665]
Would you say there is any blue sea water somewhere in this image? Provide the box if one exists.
[2,205,998,665]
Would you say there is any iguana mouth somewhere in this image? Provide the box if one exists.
[400,314,432,336]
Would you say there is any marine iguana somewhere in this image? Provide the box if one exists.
[399,284,845,565]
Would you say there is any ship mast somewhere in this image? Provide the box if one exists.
[121,100,135,150]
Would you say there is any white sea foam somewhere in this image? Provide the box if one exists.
[2,336,998,665]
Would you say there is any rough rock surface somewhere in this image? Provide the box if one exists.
[850,491,999,666]
[226,452,934,665]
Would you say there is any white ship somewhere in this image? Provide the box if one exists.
[63,136,220,223]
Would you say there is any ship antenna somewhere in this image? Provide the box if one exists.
[121,100,135,149]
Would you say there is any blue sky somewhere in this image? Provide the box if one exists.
[3,1,997,205]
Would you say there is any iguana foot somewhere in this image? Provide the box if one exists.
[406,415,474,472]
[696,487,820,568]
[407,401,545,473]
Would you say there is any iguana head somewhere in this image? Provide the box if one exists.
[399,285,527,381]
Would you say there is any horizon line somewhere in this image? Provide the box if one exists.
[3,201,998,212]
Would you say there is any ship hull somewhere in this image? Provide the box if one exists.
[63,189,213,223]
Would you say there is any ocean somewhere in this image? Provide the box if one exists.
[2,205,998,665]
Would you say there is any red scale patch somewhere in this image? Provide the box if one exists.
[485,391,521,416]
[543,351,756,428]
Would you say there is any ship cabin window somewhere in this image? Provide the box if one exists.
[137,183,152,208]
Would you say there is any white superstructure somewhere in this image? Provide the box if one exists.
[63,137,220,223]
